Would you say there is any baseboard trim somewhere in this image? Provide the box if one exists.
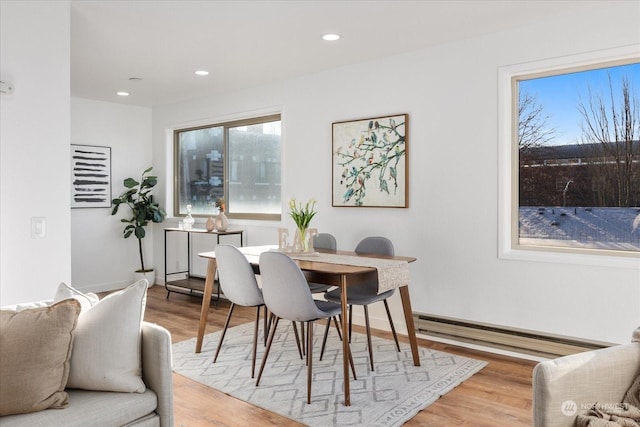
[413,313,613,358]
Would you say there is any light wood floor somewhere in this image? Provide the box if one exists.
[143,285,537,427]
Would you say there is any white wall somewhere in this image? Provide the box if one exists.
[70,97,153,293]
[153,2,640,345]
[0,1,72,305]
[2,1,636,345]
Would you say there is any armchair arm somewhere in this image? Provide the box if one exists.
[141,322,174,427]
[533,342,640,427]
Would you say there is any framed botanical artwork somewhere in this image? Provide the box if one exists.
[332,113,408,207]
[70,144,112,208]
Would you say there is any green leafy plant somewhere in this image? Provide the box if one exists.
[288,198,317,231]
[111,167,166,272]
[288,198,317,251]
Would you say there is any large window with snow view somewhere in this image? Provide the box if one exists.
[513,59,639,256]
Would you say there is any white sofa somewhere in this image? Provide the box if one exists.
[532,331,640,427]
[0,321,174,427]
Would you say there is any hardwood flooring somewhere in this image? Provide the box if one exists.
[142,285,537,427]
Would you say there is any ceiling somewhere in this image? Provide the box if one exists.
[70,0,606,108]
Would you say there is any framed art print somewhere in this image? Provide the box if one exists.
[70,144,111,208]
[332,113,408,207]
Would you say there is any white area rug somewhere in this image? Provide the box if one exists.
[172,321,487,426]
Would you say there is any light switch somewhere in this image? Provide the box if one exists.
[31,217,46,239]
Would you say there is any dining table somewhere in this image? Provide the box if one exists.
[196,245,418,406]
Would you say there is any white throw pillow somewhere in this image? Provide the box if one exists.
[54,282,99,312]
[57,280,148,393]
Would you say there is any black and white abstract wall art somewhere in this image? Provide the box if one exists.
[70,144,111,208]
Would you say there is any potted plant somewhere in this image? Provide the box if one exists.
[111,167,166,285]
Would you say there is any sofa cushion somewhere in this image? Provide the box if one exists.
[61,280,148,392]
[0,299,81,416]
[0,388,159,427]
[54,282,99,312]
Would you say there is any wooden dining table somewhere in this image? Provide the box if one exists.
[196,245,418,406]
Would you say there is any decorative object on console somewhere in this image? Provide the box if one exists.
[111,167,166,280]
[182,204,195,230]
[332,114,408,208]
[206,216,215,232]
[214,198,228,231]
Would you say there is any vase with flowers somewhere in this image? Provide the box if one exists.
[214,197,228,231]
[289,198,317,252]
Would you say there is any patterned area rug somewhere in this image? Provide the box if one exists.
[172,321,487,426]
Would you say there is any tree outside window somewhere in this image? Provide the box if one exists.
[515,61,640,254]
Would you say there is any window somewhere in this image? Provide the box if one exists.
[498,48,640,264]
[174,114,281,220]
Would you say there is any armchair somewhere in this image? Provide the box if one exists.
[532,329,640,427]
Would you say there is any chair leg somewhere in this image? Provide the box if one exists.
[256,315,279,387]
[348,305,353,343]
[319,317,331,361]
[213,303,235,363]
[291,321,303,360]
[383,299,400,352]
[334,315,343,341]
[320,314,348,361]
[300,322,306,356]
[363,305,374,371]
[263,306,268,346]
[306,321,313,404]
[251,306,260,378]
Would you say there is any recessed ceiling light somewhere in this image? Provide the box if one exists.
[195,70,210,76]
[322,33,340,41]
[116,91,130,96]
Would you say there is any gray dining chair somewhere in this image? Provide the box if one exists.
[307,232,337,294]
[323,236,400,371]
[297,232,338,355]
[255,251,355,404]
[313,232,337,251]
[212,244,267,378]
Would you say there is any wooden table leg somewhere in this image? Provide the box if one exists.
[340,274,350,406]
[399,285,420,366]
[195,258,217,353]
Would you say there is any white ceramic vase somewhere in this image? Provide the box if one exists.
[134,269,155,287]
[215,211,229,231]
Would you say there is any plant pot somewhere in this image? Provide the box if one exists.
[134,269,155,287]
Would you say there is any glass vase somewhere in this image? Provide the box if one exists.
[182,204,195,230]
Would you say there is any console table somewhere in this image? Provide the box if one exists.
[164,227,244,300]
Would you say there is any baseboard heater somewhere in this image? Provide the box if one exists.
[413,313,613,359]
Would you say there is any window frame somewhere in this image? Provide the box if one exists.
[173,113,282,221]
[498,46,640,269]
